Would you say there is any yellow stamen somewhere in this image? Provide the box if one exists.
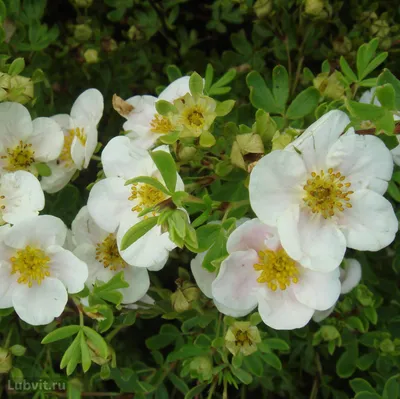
[254,248,299,291]
[128,183,166,215]
[95,234,126,271]
[10,246,51,287]
[182,106,205,129]
[1,141,35,172]
[303,168,353,219]
[59,128,87,168]
[150,114,173,134]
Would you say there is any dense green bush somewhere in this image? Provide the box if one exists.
[0,0,400,398]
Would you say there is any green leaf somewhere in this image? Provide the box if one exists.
[286,87,320,120]
[60,333,81,370]
[215,100,235,116]
[189,72,204,95]
[262,352,282,370]
[146,333,178,350]
[383,374,399,399]
[356,38,379,80]
[93,271,129,304]
[210,69,236,90]
[346,100,386,121]
[80,332,92,373]
[376,84,396,110]
[359,78,378,88]
[166,65,182,83]
[155,100,178,116]
[150,150,177,193]
[8,58,25,76]
[360,52,388,81]
[184,383,208,399]
[263,338,290,351]
[378,69,400,110]
[125,176,171,196]
[0,1,7,23]
[199,131,216,147]
[272,65,289,112]
[195,224,221,252]
[120,216,158,250]
[350,378,376,394]
[41,325,81,344]
[244,355,264,377]
[35,163,52,177]
[336,342,358,378]
[354,393,381,399]
[168,373,189,395]
[204,63,214,93]
[82,326,108,359]
[231,367,253,384]
[340,56,358,82]
[202,229,228,272]
[247,71,280,114]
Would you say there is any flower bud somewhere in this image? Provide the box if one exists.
[313,71,345,100]
[0,73,34,104]
[370,19,390,38]
[254,0,273,19]
[332,36,352,55]
[272,130,295,150]
[178,146,197,162]
[0,348,12,374]
[84,49,99,64]
[189,356,213,381]
[380,338,395,353]
[171,281,200,313]
[127,26,143,41]
[355,284,374,307]
[304,0,324,16]
[74,24,92,42]
[225,321,261,356]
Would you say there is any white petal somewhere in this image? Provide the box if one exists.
[71,89,104,126]
[71,135,85,169]
[391,141,400,167]
[117,212,174,269]
[1,171,44,224]
[292,267,341,311]
[214,299,256,317]
[87,177,132,233]
[313,307,334,323]
[101,136,152,179]
[257,287,314,330]
[249,150,306,226]
[47,245,88,293]
[0,102,32,147]
[287,110,352,172]
[277,205,346,272]
[40,161,76,194]
[227,218,280,254]
[359,88,380,106]
[341,258,362,294]
[326,134,393,194]
[72,206,109,247]
[12,277,67,325]
[190,252,216,298]
[124,95,157,123]
[0,262,17,308]
[211,250,260,311]
[337,189,398,251]
[120,266,150,304]
[30,117,64,162]
[51,114,73,131]
[158,76,191,102]
[5,215,67,249]
[83,125,98,169]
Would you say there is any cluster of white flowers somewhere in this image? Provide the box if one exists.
[0,77,397,332]
[193,110,397,330]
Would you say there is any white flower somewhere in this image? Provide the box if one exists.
[0,215,88,325]
[122,76,190,149]
[0,171,44,224]
[87,136,183,270]
[360,88,400,166]
[72,206,150,304]
[249,110,397,273]
[210,219,341,330]
[0,102,63,175]
[313,258,362,322]
[41,89,104,193]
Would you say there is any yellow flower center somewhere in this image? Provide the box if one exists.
[150,114,173,134]
[59,128,87,168]
[10,246,51,287]
[235,330,252,347]
[128,183,166,214]
[183,106,205,128]
[303,168,353,219]
[1,141,35,172]
[254,248,299,291]
[95,234,127,271]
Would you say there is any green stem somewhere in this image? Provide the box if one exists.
[207,379,218,399]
